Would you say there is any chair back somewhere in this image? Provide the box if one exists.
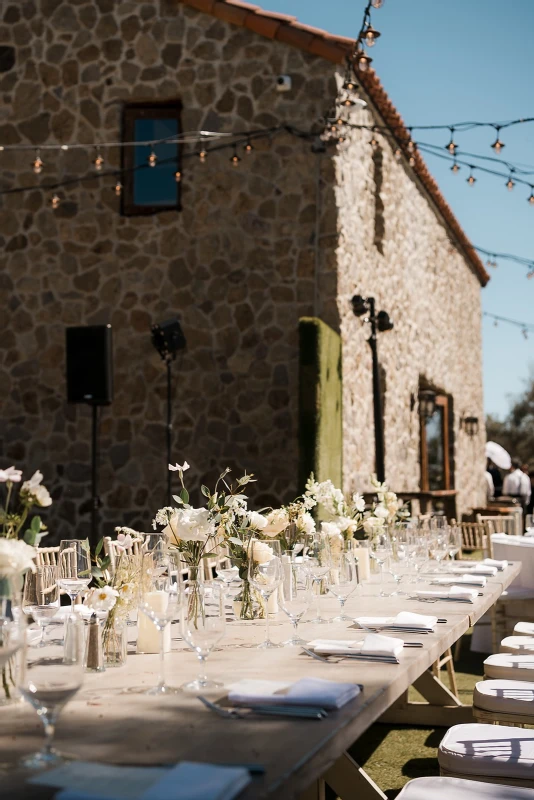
[458,522,493,558]
[477,514,516,537]
[103,535,144,573]
[35,546,59,567]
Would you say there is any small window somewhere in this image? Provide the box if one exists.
[420,393,452,491]
[121,102,182,216]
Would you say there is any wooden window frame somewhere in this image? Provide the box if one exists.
[420,393,451,492]
[121,100,182,217]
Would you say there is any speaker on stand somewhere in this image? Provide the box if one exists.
[66,325,113,546]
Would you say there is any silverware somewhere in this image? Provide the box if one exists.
[301,647,400,664]
[198,695,326,720]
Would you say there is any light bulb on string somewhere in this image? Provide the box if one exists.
[174,170,182,183]
[370,135,378,147]
[114,180,122,196]
[528,188,534,205]
[50,193,61,210]
[451,161,460,174]
[371,0,384,7]
[409,154,416,167]
[230,146,241,166]
[199,148,207,162]
[354,49,372,72]
[394,148,402,161]
[445,128,457,155]
[342,96,355,107]
[467,169,476,186]
[244,137,253,154]
[148,147,157,167]
[363,22,380,47]
[330,123,338,132]
[528,270,534,280]
[406,132,415,153]
[94,151,104,171]
[506,174,515,191]
[490,126,505,153]
[32,149,43,174]
[343,75,358,91]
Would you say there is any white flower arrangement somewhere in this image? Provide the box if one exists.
[0,538,36,578]
[84,585,119,613]
[0,467,52,545]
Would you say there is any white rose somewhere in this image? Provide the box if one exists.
[321,521,341,538]
[298,511,316,536]
[363,516,385,535]
[263,508,289,537]
[249,539,273,564]
[165,507,215,544]
[0,539,36,577]
[84,585,118,612]
[247,511,267,531]
[373,504,389,520]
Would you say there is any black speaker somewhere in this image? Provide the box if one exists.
[66,325,113,405]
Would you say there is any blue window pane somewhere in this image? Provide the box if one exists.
[133,118,179,206]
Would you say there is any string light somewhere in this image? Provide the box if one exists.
[370,136,379,147]
[528,188,534,204]
[363,22,380,47]
[174,170,182,182]
[244,138,253,154]
[445,128,458,155]
[491,126,505,153]
[230,146,241,166]
[371,0,384,7]
[467,169,476,186]
[343,77,358,91]
[114,180,122,196]
[32,150,43,174]
[199,149,207,162]
[528,271,534,279]
[451,161,460,173]
[94,151,104,171]
[147,148,157,167]
[409,154,416,167]
[354,49,373,72]
[50,194,60,209]
[342,96,356,107]
[406,133,415,153]
[394,148,402,160]
[484,311,534,333]
[506,174,515,191]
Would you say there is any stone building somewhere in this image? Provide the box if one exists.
[0,0,488,539]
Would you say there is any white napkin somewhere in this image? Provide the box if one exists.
[228,677,360,710]
[483,558,508,570]
[448,563,497,576]
[51,763,250,800]
[431,575,486,587]
[415,585,478,602]
[354,611,437,631]
[52,606,96,621]
[309,633,403,661]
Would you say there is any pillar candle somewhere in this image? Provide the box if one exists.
[354,545,371,582]
[136,591,171,654]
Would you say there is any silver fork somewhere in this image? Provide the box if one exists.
[198,695,327,720]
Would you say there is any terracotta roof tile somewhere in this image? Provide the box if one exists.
[177,0,489,286]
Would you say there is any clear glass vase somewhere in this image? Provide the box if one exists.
[103,617,127,667]
[233,578,262,620]
[0,575,23,705]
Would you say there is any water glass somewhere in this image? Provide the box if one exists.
[181,581,226,693]
[0,617,24,672]
[448,528,462,561]
[18,613,84,769]
[22,565,59,647]
[248,540,283,648]
[369,532,391,596]
[302,533,332,624]
[57,540,92,611]
[429,533,449,570]
[328,551,358,621]
[279,557,312,646]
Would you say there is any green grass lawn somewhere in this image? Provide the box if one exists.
[345,632,485,798]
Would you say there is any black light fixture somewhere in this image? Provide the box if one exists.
[462,416,479,437]
[351,295,394,483]
[418,389,436,421]
[151,318,187,505]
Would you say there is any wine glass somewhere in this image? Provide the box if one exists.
[279,557,312,646]
[369,532,391,596]
[448,527,462,561]
[248,540,283,648]
[429,533,449,571]
[215,547,240,591]
[181,581,226,693]
[328,551,358,621]
[302,533,332,624]
[0,617,24,672]
[137,551,180,695]
[57,540,92,612]
[22,566,59,647]
[18,613,84,769]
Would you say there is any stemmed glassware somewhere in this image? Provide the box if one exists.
[181,581,226,693]
[302,533,332,624]
[18,613,84,769]
[279,557,312,646]
[22,566,59,647]
[137,549,180,695]
[248,540,283,648]
[328,551,358,621]
[57,540,92,612]
[447,528,462,561]
[369,532,391,596]
[429,533,449,571]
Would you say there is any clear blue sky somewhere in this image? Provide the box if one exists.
[265,0,534,419]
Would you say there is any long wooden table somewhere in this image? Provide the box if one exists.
[0,561,521,800]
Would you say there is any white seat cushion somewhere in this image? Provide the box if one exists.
[515,622,534,636]
[485,654,534,681]
[439,723,534,780]
[501,636,534,655]
[397,776,534,799]
[474,680,534,716]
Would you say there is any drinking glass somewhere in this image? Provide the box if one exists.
[22,566,59,647]
[181,581,226,692]
[429,533,449,570]
[279,557,312,646]
[215,547,240,590]
[430,516,448,531]
[328,551,358,621]
[369,532,391,596]
[18,613,84,769]
[448,528,462,561]
[57,540,92,612]
[0,617,24,672]
[302,533,332,624]
[138,551,180,695]
[248,541,283,648]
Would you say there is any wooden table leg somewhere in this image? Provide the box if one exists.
[379,669,474,726]
[298,752,387,800]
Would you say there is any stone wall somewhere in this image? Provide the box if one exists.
[0,0,339,539]
[0,0,485,538]
[334,99,486,515]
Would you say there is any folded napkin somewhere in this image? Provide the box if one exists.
[228,677,360,710]
[48,762,250,800]
[415,585,478,602]
[483,558,508,570]
[52,606,96,621]
[447,564,497,577]
[430,575,486,587]
[354,611,437,631]
[308,633,403,662]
